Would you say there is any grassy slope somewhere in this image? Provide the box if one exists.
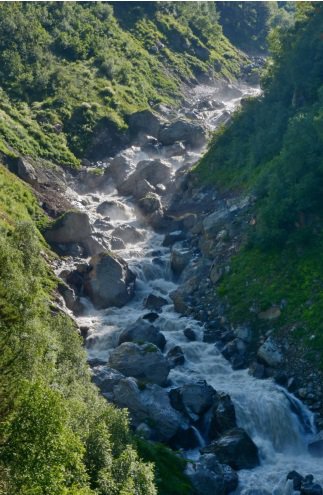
[0,2,246,167]
[195,4,323,368]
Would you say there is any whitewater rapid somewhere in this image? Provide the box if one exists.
[61,82,323,495]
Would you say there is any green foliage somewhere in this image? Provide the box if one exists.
[0,166,156,495]
[217,1,295,53]
[136,439,192,495]
[196,4,323,369]
[0,2,245,164]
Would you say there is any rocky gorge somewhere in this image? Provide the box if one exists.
[34,78,323,495]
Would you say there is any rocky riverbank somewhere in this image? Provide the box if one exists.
[33,78,323,495]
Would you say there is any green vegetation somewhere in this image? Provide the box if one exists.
[217,1,295,53]
[0,2,246,166]
[196,3,323,365]
[136,440,192,495]
[0,163,158,494]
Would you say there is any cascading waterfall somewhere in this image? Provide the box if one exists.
[60,82,323,494]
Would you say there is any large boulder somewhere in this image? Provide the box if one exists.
[113,378,185,441]
[186,454,238,495]
[127,109,162,139]
[206,393,237,440]
[169,381,216,421]
[44,211,92,244]
[84,252,136,309]
[17,158,37,183]
[109,342,170,386]
[118,318,166,350]
[202,428,260,470]
[144,294,168,312]
[202,209,231,238]
[138,193,162,215]
[96,200,129,220]
[112,225,145,244]
[119,159,172,197]
[92,366,125,396]
[159,120,206,149]
[107,153,133,187]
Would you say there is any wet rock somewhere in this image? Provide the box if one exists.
[184,327,197,341]
[109,236,126,250]
[44,211,92,244]
[167,345,185,367]
[170,289,189,314]
[308,431,323,457]
[82,235,106,256]
[84,252,136,309]
[186,456,225,495]
[301,476,323,495]
[109,342,170,386]
[287,471,304,491]
[138,193,162,214]
[142,312,159,323]
[202,428,260,470]
[144,293,168,312]
[162,141,186,158]
[235,325,252,343]
[206,393,237,440]
[249,362,266,379]
[92,366,125,395]
[94,218,114,231]
[163,231,186,247]
[112,225,145,244]
[222,463,239,494]
[171,243,192,275]
[159,120,206,149]
[108,152,133,186]
[96,200,129,220]
[118,318,166,350]
[171,426,203,450]
[119,159,171,196]
[170,381,216,421]
[113,378,184,440]
[257,337,283,367]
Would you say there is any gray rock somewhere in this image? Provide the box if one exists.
[96,200,129,220]
[163,231,186,247]
[109,342,170,386]
[17,158,37,183]
[118,318,166,350]
[92,366,124,394]
[127,109,162,138]
[257,337,283,367]
[112,225,145,244]
[203,209,230,237]
[186,457,225,495]
[138,193,162,214]
[113,378,184,440]
[159,120,206,149]
[144,294,168,312]
[84,252,135,309]
[184,327,197,341]
[109,236,126,250]
[44,211,92,244]
[108,153,133,186]
[206,393,237,440]
[202,428,260,470]
[170,381,216,421]
[167,346,185,367]
[171,243,191,275]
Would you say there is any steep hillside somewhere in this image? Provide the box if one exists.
[0,2,247,166]
[195,3,323,370]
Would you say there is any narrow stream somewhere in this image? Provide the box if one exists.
[59,82,323,494]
